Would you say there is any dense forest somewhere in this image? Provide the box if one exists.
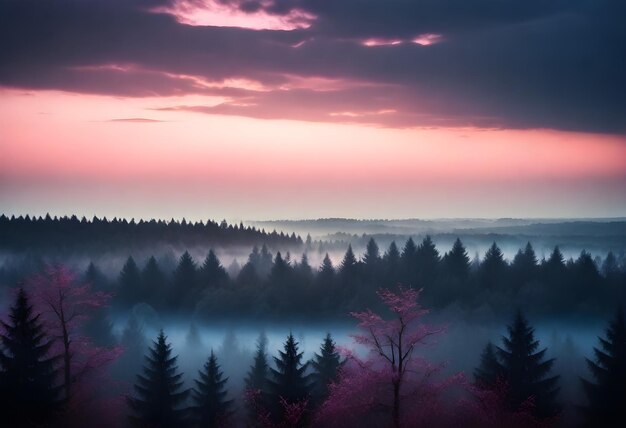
[3,235,621,320]
[0,214,301,253]
[1,217,625,427]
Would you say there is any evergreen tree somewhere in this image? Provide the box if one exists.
[310,333,342,402]
[200,250,229,289]
[118,256,142,309]
[191,351,233,428]
[173,251,198,311]
[268,333,312,420]
[245,333,269,392]
[400,238,418,285]
[580,308,626,427]
[128,330,190,427]
[83,261,108,292]
[142,256,166,309]
[318,253,335,280]
[363,238,381,268]
[339,245,358,277]
[383,241,401,284]
[0,288,61,426]
[480,242,508,290]
[496,312,560,418]
[415,235,440,285]
[443,238,470,280]
[474,342,503,387]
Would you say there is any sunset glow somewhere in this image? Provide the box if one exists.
[1,0,625,221]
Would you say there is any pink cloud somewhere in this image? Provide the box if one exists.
[152,0,316,30]
[412,33,443,46]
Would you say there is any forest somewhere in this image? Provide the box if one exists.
[0,216,625,427]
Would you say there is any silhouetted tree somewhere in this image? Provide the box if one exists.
[118,256,142,309]
[443,238,470,280]
[496,312,560,418]
[245,333,270,421]
[128,330,190,427]
[268,333,312,421]
[415,236,440,287]
[191,351,233,428]
[480,242,508,290]
[310,333,342,403]
[173,251,198,312]
[0,288,61,426]
[200,250,228,289]
[142,256,167,310]
[474,342,503,388]
[580,308,626,427]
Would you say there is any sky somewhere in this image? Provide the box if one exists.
[1,0,625,221]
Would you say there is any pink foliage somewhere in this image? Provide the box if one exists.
[316,286,460,428]
[245,388,309,428]
[28,264,123,427]
[456,380,556,428]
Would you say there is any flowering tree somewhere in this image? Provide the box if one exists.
[28,264,122,425]
[316,286,457,428]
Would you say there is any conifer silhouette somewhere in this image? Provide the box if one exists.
[310,333,343,402]
[580,308,626,427]
[191,351,233,428]
[128,330,190,427]
[496,312,560,418]
[0,288,61,426]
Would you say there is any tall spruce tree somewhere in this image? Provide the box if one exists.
[128,330,190,427]
[580,308,626,427]
[118,256,142,309]
[173,251,198,311]
[268,333,312,420]
[443,238,470,280]
[0,288,61,426]
[480,242,508,290]
[496,312,560,418]
[474,342,503,387]
[191,351,233,428]
[310,333,342,403]
[200,250,229,289]
[246,333,269,392]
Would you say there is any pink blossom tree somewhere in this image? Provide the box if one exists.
[316,286,458,428]
[28,264,122,426]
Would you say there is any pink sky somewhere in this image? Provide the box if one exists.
[1,89,625,221]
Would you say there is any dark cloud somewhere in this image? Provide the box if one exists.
[0,0,624,133]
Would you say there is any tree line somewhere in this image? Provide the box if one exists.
[0,214,301,253]
[1,279,624,427]
[99,237,626,318]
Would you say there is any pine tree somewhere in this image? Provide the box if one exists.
[268,333,312,420]
[443,238,470,280]
[191,351,234,428]
[310,333,342,402]
[245,333,269,392]
[363,238,381,267]
[142,256,166,309]
[173,251,198,311]
[0,288,61,426]
[496,312,560,418]
[200,250,228,289]
[118,256,142,309]
[474,342,503,387]
[480,242,508,289]
[415,235,440,287]
[128,330,190,427]
[245,333,270,421]
[580,308,626,427]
